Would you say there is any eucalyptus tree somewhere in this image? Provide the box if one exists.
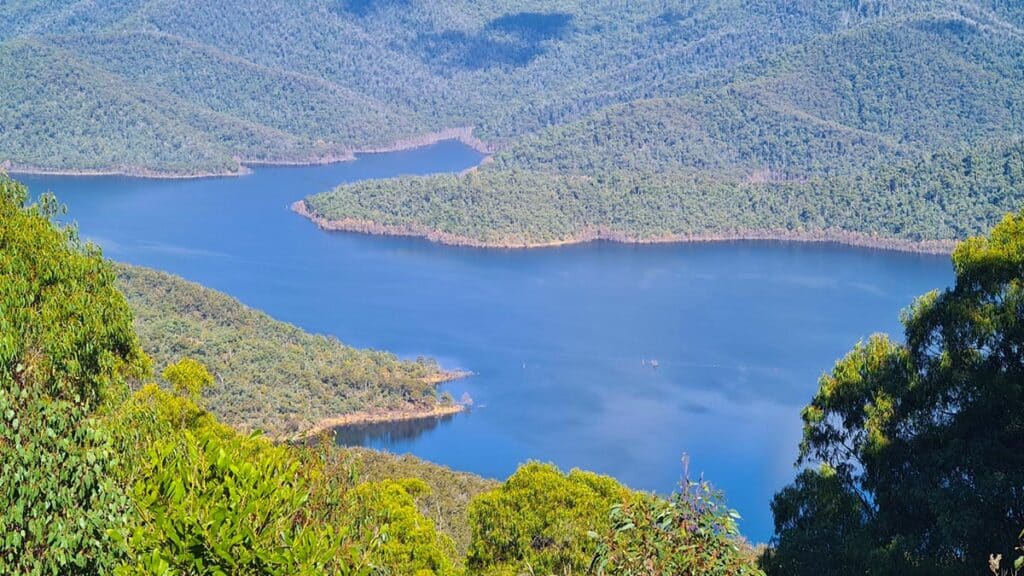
[763,211,1024,575]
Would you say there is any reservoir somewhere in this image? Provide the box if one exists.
[17,140,953,541]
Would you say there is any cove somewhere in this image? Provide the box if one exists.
[17,140,953,541]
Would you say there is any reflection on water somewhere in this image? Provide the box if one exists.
[331,412,459,447]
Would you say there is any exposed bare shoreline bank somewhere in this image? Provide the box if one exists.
[2,127,493,180]
[298,404,466,441]
[291,200,958,255]
[2,163,254,179]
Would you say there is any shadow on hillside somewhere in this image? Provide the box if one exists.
[415,11,573,71]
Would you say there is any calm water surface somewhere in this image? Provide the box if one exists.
[19,141,952,541]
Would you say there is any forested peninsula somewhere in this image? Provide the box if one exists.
[298,136,1023,253]
[116,264,466,438]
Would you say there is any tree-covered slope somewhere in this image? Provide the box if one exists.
[500,13,1024,178]
[117,265,457,437]
[7,0,1010,174]
[48,31,422,152]
[0,38,334,175]
[328,447,499,558]
[0,39,239,175]
[303,9,1024,249]
[303,137,1024,250]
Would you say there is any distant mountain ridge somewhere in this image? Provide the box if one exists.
[5,0,1017,174]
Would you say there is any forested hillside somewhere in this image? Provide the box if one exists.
[5,0,1019,177]
[303,6,1024,249]
[117,265,458,437]
[304,137,1024,251]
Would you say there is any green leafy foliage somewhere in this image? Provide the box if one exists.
[465,462,762,576]
[318,447,499,559]
[114,404,359,574]
[763,210,1024,575]
[758,467,872,576]
[110,382,463,575]
[0,173,148,574]
[162,357,214,402]
[117,265,452,437]
[341,479,458,575]
[591,477,761,576]
[465,462,632,575]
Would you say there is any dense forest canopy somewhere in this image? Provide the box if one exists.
[303,3,1024,249]
[305,137,1024,249]
[1,1,1019,171]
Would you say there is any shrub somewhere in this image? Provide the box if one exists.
[466,462,629,574]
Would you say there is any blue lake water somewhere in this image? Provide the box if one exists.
[17,140,953,541]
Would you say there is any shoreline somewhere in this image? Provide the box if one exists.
[298,403,466,441]
[421,368,473,385]
[3,127,492,180]
[291,201,958,255]
[286,367,472,441]
[2,163,254,180]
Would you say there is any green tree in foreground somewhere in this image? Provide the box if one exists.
[591,473,761,576]
[763,210,1024,575]
[0,174,149,573]
[342,478,458,575]
[466,462,760,576]
[466,462,629,575]
[161,357,215,403]
[111,386,367,575]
